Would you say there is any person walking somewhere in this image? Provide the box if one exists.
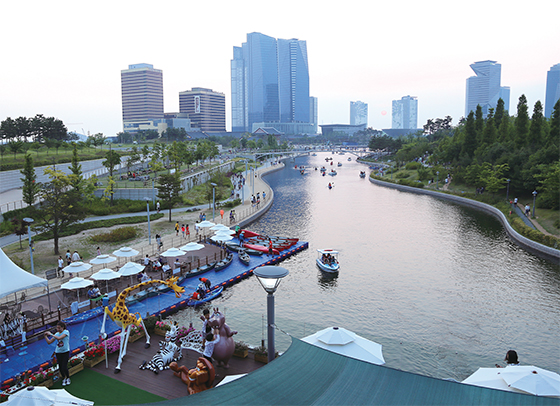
[175,221,180,236]
[71,251,81,262]
[181,224,186,239]
[44,321,71,386]
[186,224,190,239]
[57,256,64,278]
[156,201,161,213]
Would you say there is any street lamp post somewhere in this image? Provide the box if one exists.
[436,171,439,189]
[144,197,151,245]
[506,179,511,201]
[211,183,217,221]
[23,218,34,275]
[253,265,289,363]
[532,190,537,218]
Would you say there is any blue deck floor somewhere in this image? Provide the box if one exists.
[0,239,308,383]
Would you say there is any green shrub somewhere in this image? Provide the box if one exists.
[143,316,157,333]
[83,198,153,216]
[90,226,137,243]
[510,217,560,249]
[405,162,422,170]
[33,213,163,241]
[221,199,241,209]
[395,172,410,179]
[397,179,424,188]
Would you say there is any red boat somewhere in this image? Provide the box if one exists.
[242,243,280,256]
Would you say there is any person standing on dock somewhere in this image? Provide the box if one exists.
[268,239,273,257]
[44,321,71,386]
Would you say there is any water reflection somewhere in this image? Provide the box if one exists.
[317,269,338,289]
[172,152,560,381]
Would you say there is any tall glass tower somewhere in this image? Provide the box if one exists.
[350,101,368,126]
[121,63,163,126]
[545,63,560,118]
[392,96,418,129]
[231,33,310,133]
[465,60,510,118]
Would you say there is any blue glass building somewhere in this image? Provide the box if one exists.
[231,33,311,133]
[545,63,560,118]
[465,60,510,118]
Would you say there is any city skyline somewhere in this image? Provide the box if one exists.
[1,0,558,136]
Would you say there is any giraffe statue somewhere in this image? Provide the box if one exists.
[100,276,185,372]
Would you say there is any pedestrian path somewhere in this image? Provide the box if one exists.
[512,204,536,230]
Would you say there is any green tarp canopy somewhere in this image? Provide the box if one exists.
[146,339,559,405]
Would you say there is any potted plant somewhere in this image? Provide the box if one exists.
[154,320,171,336]
[143,315,157,334]
[253,345,268,363]
[128,325,146,343]
[83,343,106,368]
[68,357,84,376]
[176,323,195,340]
[233,341,249,358]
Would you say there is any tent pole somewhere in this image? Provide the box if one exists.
[47,284,52,312]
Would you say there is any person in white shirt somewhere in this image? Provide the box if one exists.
[202,327,220,363]
[57,256,64,278]
[71,251,81,262]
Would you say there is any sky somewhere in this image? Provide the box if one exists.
[1,0,559,136]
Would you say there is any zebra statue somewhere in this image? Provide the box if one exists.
[139,340,182,374]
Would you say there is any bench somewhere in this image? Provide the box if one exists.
[45,269,58,280]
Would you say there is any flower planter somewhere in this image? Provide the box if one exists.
[128,331,146,343]
[233,349,248,358]
[154,327,169,337]
[69,362,84,376]
[84,354,106,368]
[254,353,268,364]
[37,378,54,388]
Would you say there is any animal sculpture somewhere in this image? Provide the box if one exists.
[140,340,182,374]
[207,310,237,368]
[169,357,215,394]
[165,321,179,342]
[100,277,185,372]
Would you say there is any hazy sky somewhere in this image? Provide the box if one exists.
[1,0,559,136]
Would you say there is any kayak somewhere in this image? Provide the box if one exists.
[214,253,233,271]
[238,250,250,265]
[240,229,261,238]
[187,286,224,306]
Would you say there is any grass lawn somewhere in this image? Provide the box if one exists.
[534,207,560,236]
[51,368,165,405]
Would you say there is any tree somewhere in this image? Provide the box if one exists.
[8,140,24,158]
[116,131,133,144]
[231,139,239,149]
[475,105,484,141]
[88,133,105,151]
[240,138,248,149]
[478,162,510,196]
[267,134,278,149]
[528,100,544,151]
[20,154,38,207]
[462,111,477,158]
[69,143,84,193]
[141,145,151,167]
[515,95,529,149]
[11,218,27,249]
[547,99,560,147]
[102,149,121,204]
[494,98,506,129]
[247,140,257,149]
[156,173,182,222]
[33,168,85,255]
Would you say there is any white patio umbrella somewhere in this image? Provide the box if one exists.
[4,385,94,405]
[198,220,216,228]
[62,261,92,276]
[118,261,146,284]
[160,247,186,257]
[302,326,385,365]
[210,224,231,232]
[90,254,117,265]
[211,234,234,242]
[462,368,526,393]
[112,247,140,257]
[499,366,560,397]
[214,229,236,236]
[61,277,94,302]
[90,268,122,292]
[179,242,205,263]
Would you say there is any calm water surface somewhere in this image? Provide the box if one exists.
[175,153,560,381]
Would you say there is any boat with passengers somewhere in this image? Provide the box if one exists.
[316,249,339,273]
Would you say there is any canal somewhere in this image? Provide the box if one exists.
[176,152,560,381]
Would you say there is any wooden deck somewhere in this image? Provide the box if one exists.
[91,336,264,400]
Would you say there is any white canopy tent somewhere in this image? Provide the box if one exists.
[0,249,48,300]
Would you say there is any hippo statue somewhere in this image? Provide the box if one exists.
[207,309,237,368]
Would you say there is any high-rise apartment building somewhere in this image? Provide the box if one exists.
[231,32,312,134]
[121,64,164,130]
[465,60,510,118]
[310,96,318,134]
[350,101,368,126]
[179,88,226,132]
[392,96,418,129]
[545,63,560,118]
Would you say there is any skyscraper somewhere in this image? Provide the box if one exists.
[179,88,226,132]
[392,96,418,129]
[231,32,311,134]
[465,60,510,118]
[350,101,368,126]
[121,64,164,129]
[545,63,560,118]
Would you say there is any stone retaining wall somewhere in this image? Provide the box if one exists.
[369,177,560,264]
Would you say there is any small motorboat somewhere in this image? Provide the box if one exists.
[347,157,352,161]
[214,252,234,271]
[320,167,326,172]
[337,162,342,167]
[328,170,337,176]
[187,286,224,306]
[328,183,333,190]
[359,171,366,178]
[316,249,339,273]
[238,250,250,265]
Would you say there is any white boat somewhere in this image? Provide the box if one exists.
[316,249,339,273]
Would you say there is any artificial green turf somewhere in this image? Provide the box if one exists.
[51,369,165,405]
